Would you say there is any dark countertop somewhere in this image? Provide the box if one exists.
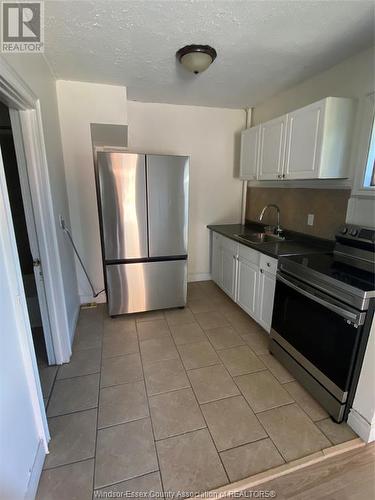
[207,222,334,259]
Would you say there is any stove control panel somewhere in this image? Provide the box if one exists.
[337,224,375,243]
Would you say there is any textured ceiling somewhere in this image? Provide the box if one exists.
[44,0,375,108]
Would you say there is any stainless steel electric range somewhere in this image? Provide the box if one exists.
[270,224,375,422]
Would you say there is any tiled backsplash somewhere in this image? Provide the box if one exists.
[245,187,351,240]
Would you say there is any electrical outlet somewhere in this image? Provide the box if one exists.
[59,215,65,229]
[307,214,314,226]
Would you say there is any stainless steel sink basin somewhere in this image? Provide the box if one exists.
[234,232,286,244]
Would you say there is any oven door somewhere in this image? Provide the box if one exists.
[272,271,365,402]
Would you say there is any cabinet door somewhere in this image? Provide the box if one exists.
[258,116,287,180]
[221,245,237,300]
[237,257,258,319]
[211,232,222,287]
[239,126,259,180]
[284,101,324,179]
[257,269,276,332]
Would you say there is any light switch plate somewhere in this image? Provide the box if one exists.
[307,214,314,226]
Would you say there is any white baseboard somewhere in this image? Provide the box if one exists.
[348,408,375,443]
[25,439,45,499]
[188,273,211,282]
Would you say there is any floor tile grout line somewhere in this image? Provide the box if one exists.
[167,316,231,488]
[147,383,192,399]
[217,434,274,455]
[100,376,144,390]
[153,424,208,443]
[42,456,95,473]
[97,414,150,432]
[93,470,163,494]
[54,370,101,383]
[102,349,140,361]
[47,402,99,420]
[136,318,168,496]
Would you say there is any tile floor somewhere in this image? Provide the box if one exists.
[37,281,358,499]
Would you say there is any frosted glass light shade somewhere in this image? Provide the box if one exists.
[176,45,217,74]
[180,52,213,74]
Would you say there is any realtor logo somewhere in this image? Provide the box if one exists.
[1,1,44,52]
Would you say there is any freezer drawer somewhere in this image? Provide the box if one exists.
[106,260,187,315]
[96,152,148,260]
[146,155,189,257]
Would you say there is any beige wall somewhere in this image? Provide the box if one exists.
[127,101,245,280]
[246,187,350,240]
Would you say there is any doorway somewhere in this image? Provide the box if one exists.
[0,100,56,398]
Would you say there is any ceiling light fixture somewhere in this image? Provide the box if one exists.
[176,45,217,74]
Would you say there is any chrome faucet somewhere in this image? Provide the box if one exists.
[259,204,283,235]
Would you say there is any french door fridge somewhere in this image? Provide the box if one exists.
[95,152,189,315]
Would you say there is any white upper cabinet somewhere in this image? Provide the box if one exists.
[258,115,287,180]
[284,97,354,180]
[284,100,324,180]
[239,126,260,180]
[239,97,354,182]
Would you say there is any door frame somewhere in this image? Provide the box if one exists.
[9,111,55,364]
[0,57,72,364]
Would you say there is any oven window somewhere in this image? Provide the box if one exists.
[272,280,362,392]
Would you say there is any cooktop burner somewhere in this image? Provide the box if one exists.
[284,253,375,293]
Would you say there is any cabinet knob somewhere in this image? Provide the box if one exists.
[267,262,271,267]
[282,173,286,179]
[277,174,282,179]
[260,269,264,274]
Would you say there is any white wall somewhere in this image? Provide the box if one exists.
[57,95,244,295]
[348,320,375,442]
[1,54,80,339]
[127,101,245,281]
[56,80,127,304]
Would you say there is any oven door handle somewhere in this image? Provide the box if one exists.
[276,272,362,325]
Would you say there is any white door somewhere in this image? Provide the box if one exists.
[211,232,222,286]
[239,126,259,180]
[221,245,237,300]
[0,146,48,498]
[258,115,287,180]
[284,101,324,180]
[237,256,258,319]
[9,114,55,363]
[257,268,276,332]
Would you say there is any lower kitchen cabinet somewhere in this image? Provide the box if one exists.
[237,256,258,317]
[211,232,238,301]
[221,244,237,300]
[257,267,276,331]
[211,231,277,332]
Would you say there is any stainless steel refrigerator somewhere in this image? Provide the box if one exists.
[95,152,189,316]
